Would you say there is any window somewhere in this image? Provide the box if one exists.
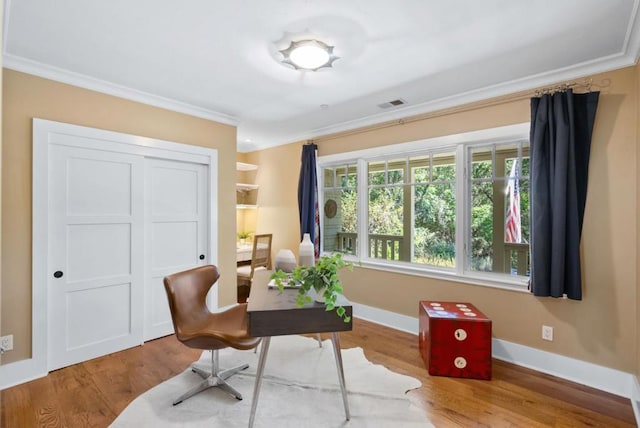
[322,163,358,256]
[468,142,530,277]
[319,123,531,290]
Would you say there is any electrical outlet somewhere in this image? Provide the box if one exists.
[0,334,13,351]
[542,325,553,342]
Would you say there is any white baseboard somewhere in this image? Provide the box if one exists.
[352,301,420,334]
[632,376,640,426]
[491,338,632,398]
[352,301,637,402]
[0,356,47,390]
[1,298,638,419]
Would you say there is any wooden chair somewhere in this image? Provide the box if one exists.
[237,233,273,302]
[164,265,261,405]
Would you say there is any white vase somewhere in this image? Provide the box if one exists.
[314,286,327,303]
[298,233,315,267]
[274,249,297,272]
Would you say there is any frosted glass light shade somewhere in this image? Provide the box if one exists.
[280,39,338,71]
[290,45,330,70]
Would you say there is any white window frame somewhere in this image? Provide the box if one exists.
[318,122,531,292]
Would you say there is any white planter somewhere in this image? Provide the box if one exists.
[314,287,327,303]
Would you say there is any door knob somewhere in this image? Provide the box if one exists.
[199,254,205,260]
[53,271,64,278]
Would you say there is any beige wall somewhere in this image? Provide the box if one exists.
[250,66,638,373]
[1,69,238,364]
[637,62,640,384]
[3,62,636,375]
[242,143,302,255]
[0,0,4,364]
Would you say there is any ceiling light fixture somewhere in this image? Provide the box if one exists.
[279,39,339,71]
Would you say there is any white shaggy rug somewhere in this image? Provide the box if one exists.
[111,335,433,428]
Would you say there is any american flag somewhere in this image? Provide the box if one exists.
[505,160,521,243]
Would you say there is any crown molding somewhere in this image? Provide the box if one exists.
[5,0,640,154]
[2,53,238,126]
[6,43,636,154]
[242,10,640,153]
[281,53,639,150]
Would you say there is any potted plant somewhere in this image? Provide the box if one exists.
[270,253,353,323]
[237,231,252,245]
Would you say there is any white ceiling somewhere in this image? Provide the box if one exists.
[4,0,640,152]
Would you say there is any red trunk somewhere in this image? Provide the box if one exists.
[419,301,492,380]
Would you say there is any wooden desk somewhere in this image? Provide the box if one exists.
[246,270,353,427]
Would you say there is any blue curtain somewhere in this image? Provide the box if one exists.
[529,89,599,300]
[298,143,320,255]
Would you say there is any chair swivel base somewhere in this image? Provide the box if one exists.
[173,359,249,405]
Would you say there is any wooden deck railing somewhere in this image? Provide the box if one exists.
[503,242,530,276]
[336,232,404,260]
[336,232,357,255]
[337,232,529,275]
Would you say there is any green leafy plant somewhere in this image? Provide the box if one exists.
[237,231,253,240]
[270,253,353,323]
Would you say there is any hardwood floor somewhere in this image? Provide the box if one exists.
[1,318,636,427]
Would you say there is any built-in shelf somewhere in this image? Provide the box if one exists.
[236,162,258,171]
[236,183,259,191]
[237,162,258,209]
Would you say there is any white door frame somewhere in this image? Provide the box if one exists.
[0,118,219,389]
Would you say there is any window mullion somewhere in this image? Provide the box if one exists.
[319,165,325,255]
[455,144,466,276]
[357,158,368,260]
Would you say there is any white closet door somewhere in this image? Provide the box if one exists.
[144,158,208,340]
[48,145,145,371]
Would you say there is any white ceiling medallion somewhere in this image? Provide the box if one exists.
[279,39,339,71]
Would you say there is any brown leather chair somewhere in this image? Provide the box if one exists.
[164,265,261,405]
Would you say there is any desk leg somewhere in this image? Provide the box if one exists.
[248,336,271,428]
[330,332,350,421]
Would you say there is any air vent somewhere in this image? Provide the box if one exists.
[377,98,407,109]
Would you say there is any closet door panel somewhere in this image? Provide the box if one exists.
[144,158,208,340]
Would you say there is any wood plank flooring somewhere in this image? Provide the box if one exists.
[1,318,636,427]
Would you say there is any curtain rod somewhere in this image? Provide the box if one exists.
[533,78,607,96]
[313,79,610,143]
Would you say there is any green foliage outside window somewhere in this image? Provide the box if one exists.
[327,144,530,277]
